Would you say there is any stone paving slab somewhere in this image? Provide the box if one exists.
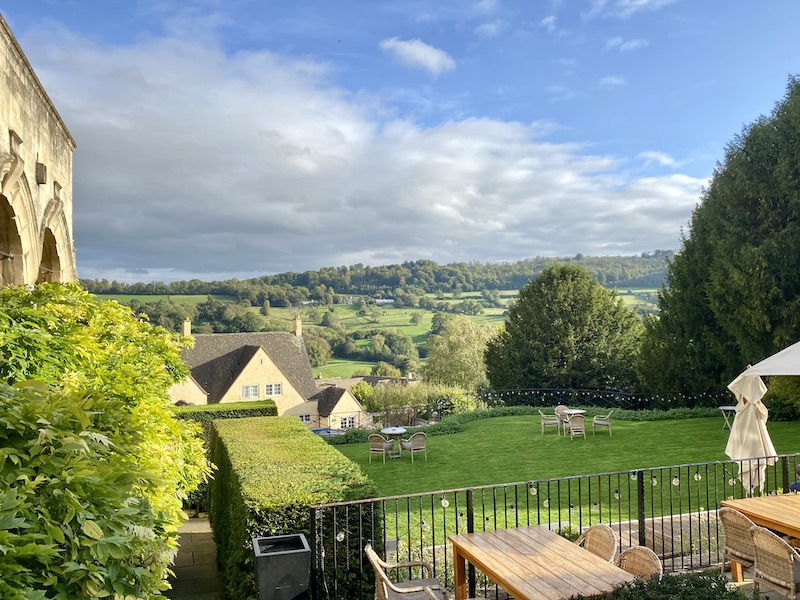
[166,517,222,600]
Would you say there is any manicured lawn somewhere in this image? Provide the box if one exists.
[334,415,800,497]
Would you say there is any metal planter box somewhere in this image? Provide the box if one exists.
[252,533,310,600]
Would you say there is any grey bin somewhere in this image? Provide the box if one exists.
[252,534,310,600]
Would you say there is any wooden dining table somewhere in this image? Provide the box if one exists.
[449,525,635,600]
[721,494,800,539]
[721,494,800,581]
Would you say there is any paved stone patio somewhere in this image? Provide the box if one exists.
[166,517,222,600]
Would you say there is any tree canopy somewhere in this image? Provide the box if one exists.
[424,315,497,391]
[485,264,643,390]
[639,76,800,393]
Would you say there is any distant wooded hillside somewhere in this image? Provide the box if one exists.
[80,251,671,300]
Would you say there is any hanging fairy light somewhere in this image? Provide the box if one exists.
[614,490,620,500]
[529,484,538,496]
[694,472,702,482]
[440,494,449,509]
[651,476,658,486]
[672,476,680,487]
[543,498,550,508]
[336,531,345,543]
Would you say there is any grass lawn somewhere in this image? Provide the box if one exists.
[334,415,800,498]
[312,358,378,379]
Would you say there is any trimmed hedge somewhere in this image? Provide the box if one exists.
[209,416,375,600]
[173,401,278,511]
[172,400,278,420]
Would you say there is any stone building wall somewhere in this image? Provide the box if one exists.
[0,13,77,286]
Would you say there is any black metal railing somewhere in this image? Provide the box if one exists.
[309,453,799,600]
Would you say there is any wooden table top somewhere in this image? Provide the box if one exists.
[449,526,635,600]
[721,494,800,538]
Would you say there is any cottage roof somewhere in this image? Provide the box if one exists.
[182,332,318,403]
[310,386,349,418]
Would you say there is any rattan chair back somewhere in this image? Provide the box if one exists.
[615,546,663,579]
[576,523,617,562]
[751,525,800,600]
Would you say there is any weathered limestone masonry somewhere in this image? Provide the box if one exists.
[0,14,77,286]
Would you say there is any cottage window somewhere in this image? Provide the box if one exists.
[241,384,259,399]
[341,416,356,429]
[299,414,312,423]
[264,383,283,397]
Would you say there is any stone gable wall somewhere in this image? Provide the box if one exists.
[0,14,76,285]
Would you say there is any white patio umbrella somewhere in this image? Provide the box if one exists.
[724,371,777,493]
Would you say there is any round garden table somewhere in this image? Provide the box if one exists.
[381,427,407,459]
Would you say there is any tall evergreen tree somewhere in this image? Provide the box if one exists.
[640,76,800,393]
[485,263,642,390]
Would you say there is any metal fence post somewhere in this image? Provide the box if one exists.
[781,455,791,493]
[466,488,476,599]
[637,471,646,547]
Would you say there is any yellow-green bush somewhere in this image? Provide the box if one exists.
[209,417,374,599]
[0,283,210,597]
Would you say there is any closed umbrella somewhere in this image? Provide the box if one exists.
[724,372,777,493]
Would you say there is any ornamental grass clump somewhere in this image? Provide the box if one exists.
[0,283,210,598]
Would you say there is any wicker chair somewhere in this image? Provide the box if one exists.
[538,410,560,435]
[751,525,800,599]
[566,414,586,440]
[369,434,394,464]
[719,507,757,581]
[592,410,613,436]
[615,546,663,579]
[365,544,445,600]
[575,523,617,562]
[400,432,427,463]
[555,404,569,435]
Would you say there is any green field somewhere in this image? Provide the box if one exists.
[95,288,655,378]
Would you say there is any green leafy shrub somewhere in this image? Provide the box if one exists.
[0,283,209,597]
[0,382,180,598]
[209,416,375,599]
[568,571,757,599]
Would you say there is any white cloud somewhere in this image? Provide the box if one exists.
[23,25,701,282]
[600,75,626,87]
[475,0,500,12]
[606,36,648,51]
[475,19,508,39]
[587,0,675,18]
[638,151,680,168]
[540,16,558,33]
[379,37,455,75]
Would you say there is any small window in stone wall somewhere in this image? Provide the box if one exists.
[264,383,283,396]
[341,416,355,429]
[241,384,259,399]
[299,414,311,423]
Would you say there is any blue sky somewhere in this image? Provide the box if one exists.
[5,1,800,282]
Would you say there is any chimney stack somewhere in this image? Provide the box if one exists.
[293,314,302,337]
[182,318,192,337]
